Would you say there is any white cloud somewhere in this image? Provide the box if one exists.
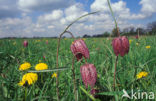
[64,3,87,22]
[90,0,156,20]
[38,10,63,21]
[0,0,155,38]
[18,0,74,12]
[140,0,156,16]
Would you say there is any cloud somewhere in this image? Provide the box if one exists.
[0,0,155,38]
[0,0,20,18]
[38,10,63,21]
[0,16,34,38]
[140,0,156,16]
[18,0,74,12]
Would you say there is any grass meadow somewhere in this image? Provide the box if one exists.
[0,36,156,101]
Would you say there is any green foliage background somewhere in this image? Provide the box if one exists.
[0,36,156,101]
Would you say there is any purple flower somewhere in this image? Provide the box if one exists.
[23,40,28,47]
[135,35,139,39]
[80,64,97,88]
[70,39,89,61]
[112,36,129,57]
[46,40,48,44]
[90,88,99,96]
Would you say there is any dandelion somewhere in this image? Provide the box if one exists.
[35,63,48,70]
[82,38,86,41]
[146,45,151,49]
[18,73,38,86]
[19,62,31,71]
[137,71,148,79]
[136,43,139,46]
[51,72,57,78]
[129,40,132,44]
[39,60,42,63]
[13,42,16,45]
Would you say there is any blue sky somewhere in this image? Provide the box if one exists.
[0,0,156,38]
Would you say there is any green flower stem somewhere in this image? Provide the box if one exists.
[55,11,98,101]
[72,55,77,101]
[41,73,43,84]
[113,56,118,91]
[107,0,120,36]
[79,86,98,101]
[25,87,27,101]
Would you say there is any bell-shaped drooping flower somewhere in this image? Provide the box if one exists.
[80,63,97,88]
[135,35,139,39]
[46,40,48,44]
[90,88,99,97]
[70,39,89,61]
[23,40,28,47]
[112,36,129,57]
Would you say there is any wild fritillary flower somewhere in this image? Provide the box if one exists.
[23,40,28,47]
[135,35,139,39]
[18,73,38,86]
[70,39,89,61]
[137,71,148,79]
[80,63,97,88]
[35,63,48,70]
[46,40,48,44]
[19,62,31,71]
[112,36,129,57]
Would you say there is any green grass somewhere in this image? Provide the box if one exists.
[0,36,156,101]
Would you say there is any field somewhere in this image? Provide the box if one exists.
[0,36,156,101]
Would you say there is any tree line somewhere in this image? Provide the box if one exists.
[83,21,156,38]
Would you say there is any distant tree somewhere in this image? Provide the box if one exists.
[123,27,129,33]
[102,32,110,37]
[83,34,91,38]
[129,27,135,35]
[147,21,156,35]
[136,27,145,35]
[112,28,120,37]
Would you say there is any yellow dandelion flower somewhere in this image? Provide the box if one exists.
[129,40,132,44]
[35,63,48,70]
[39,60,42,63]
[136,71,148,79]
[136,43,139,46]
[18,73,38,86]
[13,42,16,45]
[82,38,86,41]
[19,62,31,71]
[146,46,151,49]
[51,72,57,78]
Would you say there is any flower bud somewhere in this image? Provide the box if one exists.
[23,40,28,47]
[70,39,89,61]
[135,35,139,39]
[112,36,129,57]
[46,40,48,44]
[90,88,99,96]
[80,64,97,88]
